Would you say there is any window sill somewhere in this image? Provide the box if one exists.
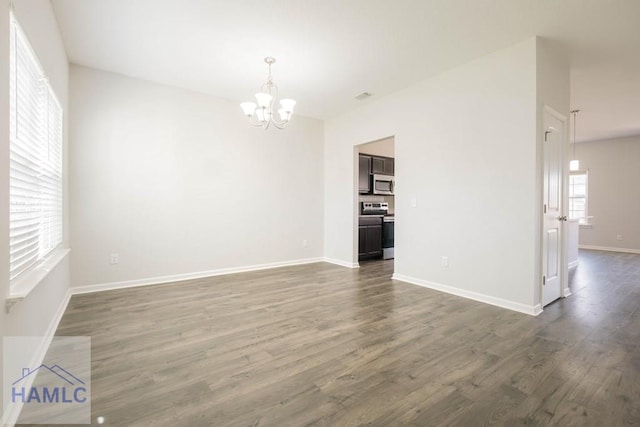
[7,248,70,309]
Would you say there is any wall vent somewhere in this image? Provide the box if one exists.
[355,92,373,100]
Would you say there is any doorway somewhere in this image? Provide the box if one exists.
[355,137,395,268]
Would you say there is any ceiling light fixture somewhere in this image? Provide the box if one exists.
[569,109,580,171]
[240,57,296,130]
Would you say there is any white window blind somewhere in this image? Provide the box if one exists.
[9,14,63,282]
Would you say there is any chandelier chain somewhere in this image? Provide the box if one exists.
[571,109,579,159]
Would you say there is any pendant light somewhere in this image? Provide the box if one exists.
[240,57,296,130]
[569,109,580,171]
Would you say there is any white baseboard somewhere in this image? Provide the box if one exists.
[391,273,541,316]
[323,258,359,269]
[532,304,543,316]
[2,289,72,427]
[71,257,325,295]
[579,245,640,254]
[568,260,579,269]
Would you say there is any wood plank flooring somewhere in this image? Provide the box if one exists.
[18,249,640,426]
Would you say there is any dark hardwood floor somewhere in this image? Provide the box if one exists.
[19,249,640,426]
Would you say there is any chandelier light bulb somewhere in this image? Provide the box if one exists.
[279,98,296,113]
[240,102,257,117]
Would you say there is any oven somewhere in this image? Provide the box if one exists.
[382,216,395,259]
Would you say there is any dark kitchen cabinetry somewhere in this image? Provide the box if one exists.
[359,154,394,195]
[358,216,382,260]
[358,155,371,194]
[371,156,394,176]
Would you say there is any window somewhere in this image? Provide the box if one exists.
[9,14,63,282]
[569,171,588,224]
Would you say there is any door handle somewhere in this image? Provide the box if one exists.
[557,215,567,221]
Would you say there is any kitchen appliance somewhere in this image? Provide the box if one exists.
[372,174,395,195]
[382,216,395,259]
[361,202,388,215]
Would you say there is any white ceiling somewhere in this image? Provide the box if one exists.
[52,0,640,142]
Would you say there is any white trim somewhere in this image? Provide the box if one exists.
[568,260,579,269]
[562,287,572,298]
[579,245,640,255]
[543,105,568,122]
[322,258,360,269]
[391,273,541,316]
[8,249,70,301]
[71,258,325,295]
[532,304,543,316]
[2,289,72,427]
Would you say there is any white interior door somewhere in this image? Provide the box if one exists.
[542,112,564,306]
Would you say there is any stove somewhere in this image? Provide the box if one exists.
[361,201,388,216]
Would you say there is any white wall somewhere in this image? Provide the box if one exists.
[1,0,70,416]
[577,135,640,251]
[325,37,568,313]
[69,66,324,287]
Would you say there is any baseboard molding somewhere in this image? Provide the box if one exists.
[71,257,325,295]
[532,304,543,316]
[568,260,579,269]
[579,245,640,254]
[391,273,541,316]
[323,258,359,269]
[2,289,72,427]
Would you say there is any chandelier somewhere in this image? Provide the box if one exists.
[240,57,296,130]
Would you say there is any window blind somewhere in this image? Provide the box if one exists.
[9,14,63,282]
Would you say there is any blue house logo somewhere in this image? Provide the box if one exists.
[11,365,88,404]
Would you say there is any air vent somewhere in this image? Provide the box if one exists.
[355,92,373,100]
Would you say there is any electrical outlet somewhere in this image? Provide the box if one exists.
[110,254,119,265]
[616,234,623,241]
[411,197,417,208]
[302,239,309,248]
[441,256,449,268]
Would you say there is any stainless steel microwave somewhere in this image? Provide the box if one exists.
[372,174,395,195]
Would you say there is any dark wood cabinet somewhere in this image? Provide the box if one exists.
[359,155,371,194]
[371,157,384,174]
[360,154,394,195]
[371,156,394,176]
[384,158,394,175]
[358,217,383,260]
[358,226,368,258]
